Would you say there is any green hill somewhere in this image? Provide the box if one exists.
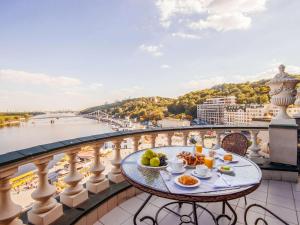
[81,77,300,121]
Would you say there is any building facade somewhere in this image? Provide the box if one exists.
[224,104,265,125]
[197,96,236,125]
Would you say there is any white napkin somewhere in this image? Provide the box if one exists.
[214,175,259,188]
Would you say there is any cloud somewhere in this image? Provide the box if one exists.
[0,69,81,87]
[183,76,226,90]
[139,44,163,57]
[89,82,103,90]
[171,32,201,39]
[182,64,300,91]
[189,13,251,31]
[160,64,170,69]
[155,0,267,32]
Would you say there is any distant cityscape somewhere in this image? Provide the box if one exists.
[196,96,300,125]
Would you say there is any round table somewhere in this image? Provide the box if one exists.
[121,146,262,225]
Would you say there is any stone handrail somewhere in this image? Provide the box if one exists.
[0,125,268,225]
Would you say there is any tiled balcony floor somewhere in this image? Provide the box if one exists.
[95,179,300,225]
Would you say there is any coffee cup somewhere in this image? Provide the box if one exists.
[196,165,209,177]
[168,158,186,172]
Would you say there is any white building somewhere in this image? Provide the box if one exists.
[197,96,236,125]
[224,104,264,125]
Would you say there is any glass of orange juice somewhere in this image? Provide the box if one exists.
[195,144,203,154]
[204,157,214,169]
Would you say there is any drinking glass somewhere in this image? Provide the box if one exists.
[195,144,203,154]
[204,157,214,169]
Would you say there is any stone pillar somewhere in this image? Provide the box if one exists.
[269,124,298,166]
[0,168,23,225]
[150,134,158,148]
[213,131,221,150]
[182,131,189,146]
[108,139,124,183]
[60,148,88,207]
[86,143,109,194]
[28,156,63,225]
[132,135,141,152]
[248,130,261,158]
[167,132,174,146]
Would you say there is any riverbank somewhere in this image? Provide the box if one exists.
[0,113,31,127]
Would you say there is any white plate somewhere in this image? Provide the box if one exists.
[191,170,212,179]
[137,160,168,169]
[166,166,186,174]
[217,165,234,174]
[174,175,201,188]
[218,155,239,163]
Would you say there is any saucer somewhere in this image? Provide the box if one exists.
[166,166,186,174]
[191,170,212,179]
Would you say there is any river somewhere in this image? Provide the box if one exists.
[0,113,113,155]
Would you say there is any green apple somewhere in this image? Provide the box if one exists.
[150,157,160,167]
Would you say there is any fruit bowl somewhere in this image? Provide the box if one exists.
[138,149,168,169]
[137,160,168,169]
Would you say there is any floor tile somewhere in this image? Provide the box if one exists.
[268,181,293,199]
[100,206,131,225]
[257,180,269,193]
[197,211,218,225]
[246,190,268,203]
[121,216,148,225]
[265,203,298,225]
[267,193,295,210]
[119,196,144,215]
[137,203,168,225]
[237,206,267,225]
[264,216,297,225]
[151,197,175,208]
[237,198,266,215]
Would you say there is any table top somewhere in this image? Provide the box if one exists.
[121,146,262,202]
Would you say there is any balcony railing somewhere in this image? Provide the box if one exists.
[0,125,269,225]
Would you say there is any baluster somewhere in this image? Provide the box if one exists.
[0,168,23,225]
[167,132,174,146]
[28,156,63,225]
[200,131,205,147]
[213,130,221,150]
[132,135,141,152]
[108,139,125,183]
[87,143,109,194]
[150,134,158,148]
[60,148,88,207]
[248,130,261,158]
[182,131,189,146]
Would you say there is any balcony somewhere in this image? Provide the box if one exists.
[0,125,299,225]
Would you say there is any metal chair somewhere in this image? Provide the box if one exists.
[221,132,249,213]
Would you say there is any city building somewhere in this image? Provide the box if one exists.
[197,96,236,125]
[224,104,265,125]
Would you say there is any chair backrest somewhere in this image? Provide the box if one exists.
[221,133,249,156]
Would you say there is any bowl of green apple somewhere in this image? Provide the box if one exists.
[138,149,168,169]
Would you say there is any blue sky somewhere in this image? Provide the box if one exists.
[0,0,300,111]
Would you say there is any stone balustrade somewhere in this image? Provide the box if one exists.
[0,125,269,225]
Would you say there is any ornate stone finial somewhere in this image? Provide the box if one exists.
[267,65,299,123]
[274,64,289,79]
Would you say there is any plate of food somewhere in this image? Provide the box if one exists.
[177,151,205,168]
[218,153,239,163]
[174,175,201,188]
[138,149,168,169]
[218,165,234,174]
